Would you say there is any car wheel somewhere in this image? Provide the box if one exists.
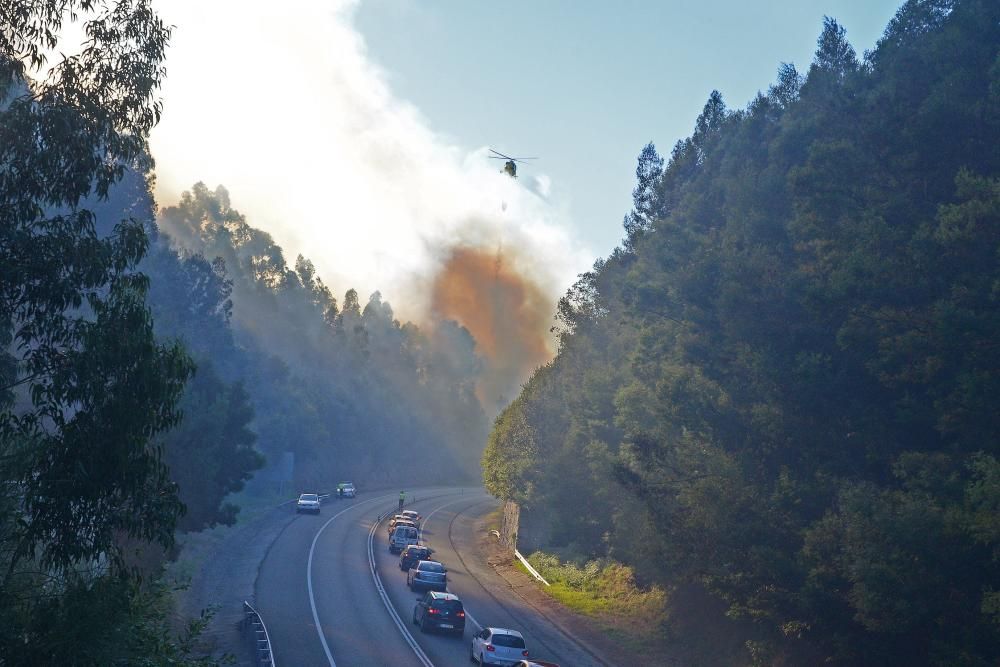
[412,609,418,625]
[419,617,429,634]
[469,644,476,663]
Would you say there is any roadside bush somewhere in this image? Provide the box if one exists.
[526,551,665,618]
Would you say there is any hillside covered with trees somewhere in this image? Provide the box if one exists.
[483,1,1000,664]
[1,2,491,662]
[148,180,490,488]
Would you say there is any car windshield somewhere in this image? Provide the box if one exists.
[300,494,318,501]
[395,527,417,538]
[432,600,463,612]
[419,561,444,572]
[407,549,428,558]
[491,633,526,648]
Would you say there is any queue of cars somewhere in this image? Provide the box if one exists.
[386,510,557,667]
[301,494,557,665]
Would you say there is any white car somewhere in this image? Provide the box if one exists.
[296,493,321,514]
[401,509,421,522]
[389,525,419,554]
[471,627,529,666]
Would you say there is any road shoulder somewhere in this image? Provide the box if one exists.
[472,514,661,667]
[169,502,299,665]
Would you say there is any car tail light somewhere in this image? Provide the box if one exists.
[427,608,439,615]
[522,650,529,656]
[456,611,465,617]
[485,645,495,652]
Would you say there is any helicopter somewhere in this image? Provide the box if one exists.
[489,148,537,178]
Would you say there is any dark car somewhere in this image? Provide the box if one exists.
[412,591,465,635]
[408,559,447,591]
[400,545,433,571]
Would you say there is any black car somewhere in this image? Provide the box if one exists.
[412,591,465,635]
[399,545,432,571]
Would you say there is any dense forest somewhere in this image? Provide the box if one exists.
[1,3,215,662]
[149,179,489,488]
[0,1,490,662]
[484,1,1000,664]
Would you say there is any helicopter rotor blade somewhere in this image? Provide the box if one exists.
[489,148,514,160]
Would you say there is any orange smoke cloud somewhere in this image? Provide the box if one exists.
[431,246,554,409]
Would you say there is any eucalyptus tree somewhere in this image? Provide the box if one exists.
[0,2,207,663]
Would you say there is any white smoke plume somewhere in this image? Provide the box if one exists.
[149,0,591,327]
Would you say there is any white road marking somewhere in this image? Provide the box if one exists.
[307,494,392,667]
[419,496,480,543]
[419,497,487,630]
[367,511,435,667]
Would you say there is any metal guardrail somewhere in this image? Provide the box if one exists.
[490,529,550,586]
[515,548,551,586]
[242,600,276,667]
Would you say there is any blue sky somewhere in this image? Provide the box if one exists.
[355,1,905,254]
[148,1,906,323]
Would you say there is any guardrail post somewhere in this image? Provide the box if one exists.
[243,600,277,667]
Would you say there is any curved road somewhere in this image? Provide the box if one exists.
[256,486,608,666]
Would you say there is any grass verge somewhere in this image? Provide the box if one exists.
[523,551,667,653]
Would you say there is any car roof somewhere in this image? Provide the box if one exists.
[416,559,442,566]
[429,591,459,600]
[486,627,524,638]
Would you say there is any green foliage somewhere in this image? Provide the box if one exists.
[156,182,489,486]
[522,550,669,659]
[483,392,538,501]
[0,2,220,663]
[526,551,666,619]
[164,362,263,532]
[486,1,1000,663]
[0,571,220,666]
[0,0,185,572]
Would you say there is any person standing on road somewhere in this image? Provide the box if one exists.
[398,490,405,512]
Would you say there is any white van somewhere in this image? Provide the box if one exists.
[389,525,419,554]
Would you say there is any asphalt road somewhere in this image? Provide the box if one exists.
[256,486,609,666]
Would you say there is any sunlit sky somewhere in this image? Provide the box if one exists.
[147,0,903,318]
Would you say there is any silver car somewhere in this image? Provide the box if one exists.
[407,560,447,591]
